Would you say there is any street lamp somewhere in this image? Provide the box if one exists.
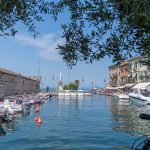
[91,81,93,94]
[82,78,84,90]
[104,79,106,90]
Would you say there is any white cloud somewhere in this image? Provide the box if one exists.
[15,33,65,61]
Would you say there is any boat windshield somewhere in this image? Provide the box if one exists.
[140,89,150,97]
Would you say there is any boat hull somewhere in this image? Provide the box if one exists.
[112,93,129,100]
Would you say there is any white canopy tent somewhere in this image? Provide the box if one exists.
[125,83,136,88]
[132,82,150,89]
[106,86,118,90]
[118,85,125,89]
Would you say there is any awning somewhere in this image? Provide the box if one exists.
[125,83,136,88]
[118,85,125,89]
[132,82,150,89]
[127,73,132,77]
[106,86,118,90]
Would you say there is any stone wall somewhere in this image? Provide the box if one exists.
[0,70,40,96]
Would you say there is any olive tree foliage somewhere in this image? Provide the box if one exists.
[49,0,150,67]
[63,82,78,90]
[0,0,50,37]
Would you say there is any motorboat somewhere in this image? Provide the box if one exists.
[3,99,14,114]
[70,92,77,97]
[83,92,92,96]
[58,90,71,97]
[112,92,129,100]
[16,99,31,108]
[58,89,91,98]
[58,91,65,97]
[0,105,6,121]
[11,104,22,113]
[64,90,71,97]
[128,88,150,102]
[76,90,84,97]
[3,99,22,114]
[58,90,81,97]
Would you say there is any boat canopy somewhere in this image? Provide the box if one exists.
[64,90,70,92]
[127,73,132,77]
[106,86,118,90]
[132,82,150,89]
[125,83,136,88]
[77,90,83,92]
[118,85,125,89]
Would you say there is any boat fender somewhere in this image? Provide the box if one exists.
[140,113,150,120]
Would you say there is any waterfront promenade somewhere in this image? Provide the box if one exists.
[0,95,149,150]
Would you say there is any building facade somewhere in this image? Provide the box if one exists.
[0,68,40,96]
[119,61,130,86]
[108,56,150,88]
[128,57,150,83]
[109,64,120,87]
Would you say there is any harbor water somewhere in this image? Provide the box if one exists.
[0,95,150,150]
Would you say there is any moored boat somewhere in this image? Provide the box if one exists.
[112,92,129,100]
[3,99,22,114]
[129,88,150,102]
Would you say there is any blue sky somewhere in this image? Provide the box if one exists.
[0,12,112,89]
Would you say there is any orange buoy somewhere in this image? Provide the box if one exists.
[37,116,42,123]
[34,116,38,122]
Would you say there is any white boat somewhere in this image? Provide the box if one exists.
[112,92,129,100]
[58,92,65,97]
[11,104,22,113]
[3,99,22,114]
[65,90,71,97]
[3,99,14,114]
[0,104,6,113]
[58,90,70,97]
[58,89,91,98]
[76,90,84,97]
[83,92,92,96]
[129,88,150,102]
[70,92,77,97]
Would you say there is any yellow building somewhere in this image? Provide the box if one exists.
[109,64,120,87]
[108,56,150,89]
[119,61,130,86]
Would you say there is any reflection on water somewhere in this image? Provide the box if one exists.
[109,97,150,136]
[0,107,31,137]
[0,121,15,136]
[0,126,6,136]
[0,95,150,149]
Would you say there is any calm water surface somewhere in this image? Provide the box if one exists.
[0,95,150,150]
